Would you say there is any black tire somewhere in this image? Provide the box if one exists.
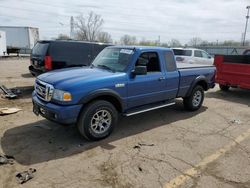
[77,100,118,141]
[183,85,204,111]
[219,84,230,91]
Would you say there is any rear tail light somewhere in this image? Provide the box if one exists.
[44,56,52,70]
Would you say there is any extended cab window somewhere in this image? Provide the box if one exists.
[136,52,161,73]
[165,51,176,72]
[194,50,202,58]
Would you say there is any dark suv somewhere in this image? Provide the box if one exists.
[29,40,111,76]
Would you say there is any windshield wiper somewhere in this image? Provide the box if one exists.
[97,65,115,72]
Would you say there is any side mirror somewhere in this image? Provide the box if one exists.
[132,66,147,75]
[208,55,212,59]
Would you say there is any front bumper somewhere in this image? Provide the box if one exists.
[32,92,82,124]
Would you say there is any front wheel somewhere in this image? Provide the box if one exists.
[183,85,204,111]
[77,100,118,141]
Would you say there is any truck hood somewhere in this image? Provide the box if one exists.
[37,67,125,88]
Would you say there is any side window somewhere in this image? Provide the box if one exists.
[165,51,176,72]
[201,51,209,59]
[184,50,192,56]
[136,52,161,73]
[194,50,202,58]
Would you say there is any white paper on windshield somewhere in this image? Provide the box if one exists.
[120,49,133,54]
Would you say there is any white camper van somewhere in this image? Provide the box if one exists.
[0,31,7,56]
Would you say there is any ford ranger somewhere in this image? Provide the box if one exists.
[32,46,216,140]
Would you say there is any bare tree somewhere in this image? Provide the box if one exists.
[57,34,71,40]
[188,37,203,47]
[120,35,137,45]
[222,40,241,46]
[97,32,113,43]
[160,43,169,47]
[75,11,104,41]
[139,38,157,46]
[168,39,182,47]
[200,40,209,47]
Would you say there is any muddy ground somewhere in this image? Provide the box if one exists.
[0,57,250,188]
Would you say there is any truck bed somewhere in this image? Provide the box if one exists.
[176,63,216,97]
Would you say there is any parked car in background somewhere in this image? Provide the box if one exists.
[29,40,111,76]
[243,49,250,55]
[32,46,215,140]
[172,48,214,65]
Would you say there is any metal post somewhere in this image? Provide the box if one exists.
[243,6,250,46]
[70,16,74,39]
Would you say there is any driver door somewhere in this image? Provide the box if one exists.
[127,52,167,109]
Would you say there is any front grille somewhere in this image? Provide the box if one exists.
[35,79,54,101]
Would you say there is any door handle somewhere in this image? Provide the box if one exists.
[158,77,165,81]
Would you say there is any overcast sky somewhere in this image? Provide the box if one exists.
[0,0,249,44]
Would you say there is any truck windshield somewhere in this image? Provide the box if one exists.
[92,48,134,72]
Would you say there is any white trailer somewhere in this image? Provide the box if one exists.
[0,30,7,56]
[0,26,39,54]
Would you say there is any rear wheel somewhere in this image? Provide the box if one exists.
[183,85,204,111]
[219,84,230,91]
[77,100,118,141]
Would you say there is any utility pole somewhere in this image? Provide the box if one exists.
[243,6,250,46]
[70,16,74,39]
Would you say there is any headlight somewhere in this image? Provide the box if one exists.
[52,89,72,101]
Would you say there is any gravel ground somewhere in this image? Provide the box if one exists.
[0,57,250,188]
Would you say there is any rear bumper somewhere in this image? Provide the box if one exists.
[29,65,44,77]
[32,92,82,124]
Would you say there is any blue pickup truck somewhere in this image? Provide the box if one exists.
[32,46,216,140]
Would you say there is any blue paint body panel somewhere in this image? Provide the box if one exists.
[32,46,216,124]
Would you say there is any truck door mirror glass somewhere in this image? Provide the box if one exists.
[132,66,147,75]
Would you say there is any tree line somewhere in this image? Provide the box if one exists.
[57,11,249,47]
